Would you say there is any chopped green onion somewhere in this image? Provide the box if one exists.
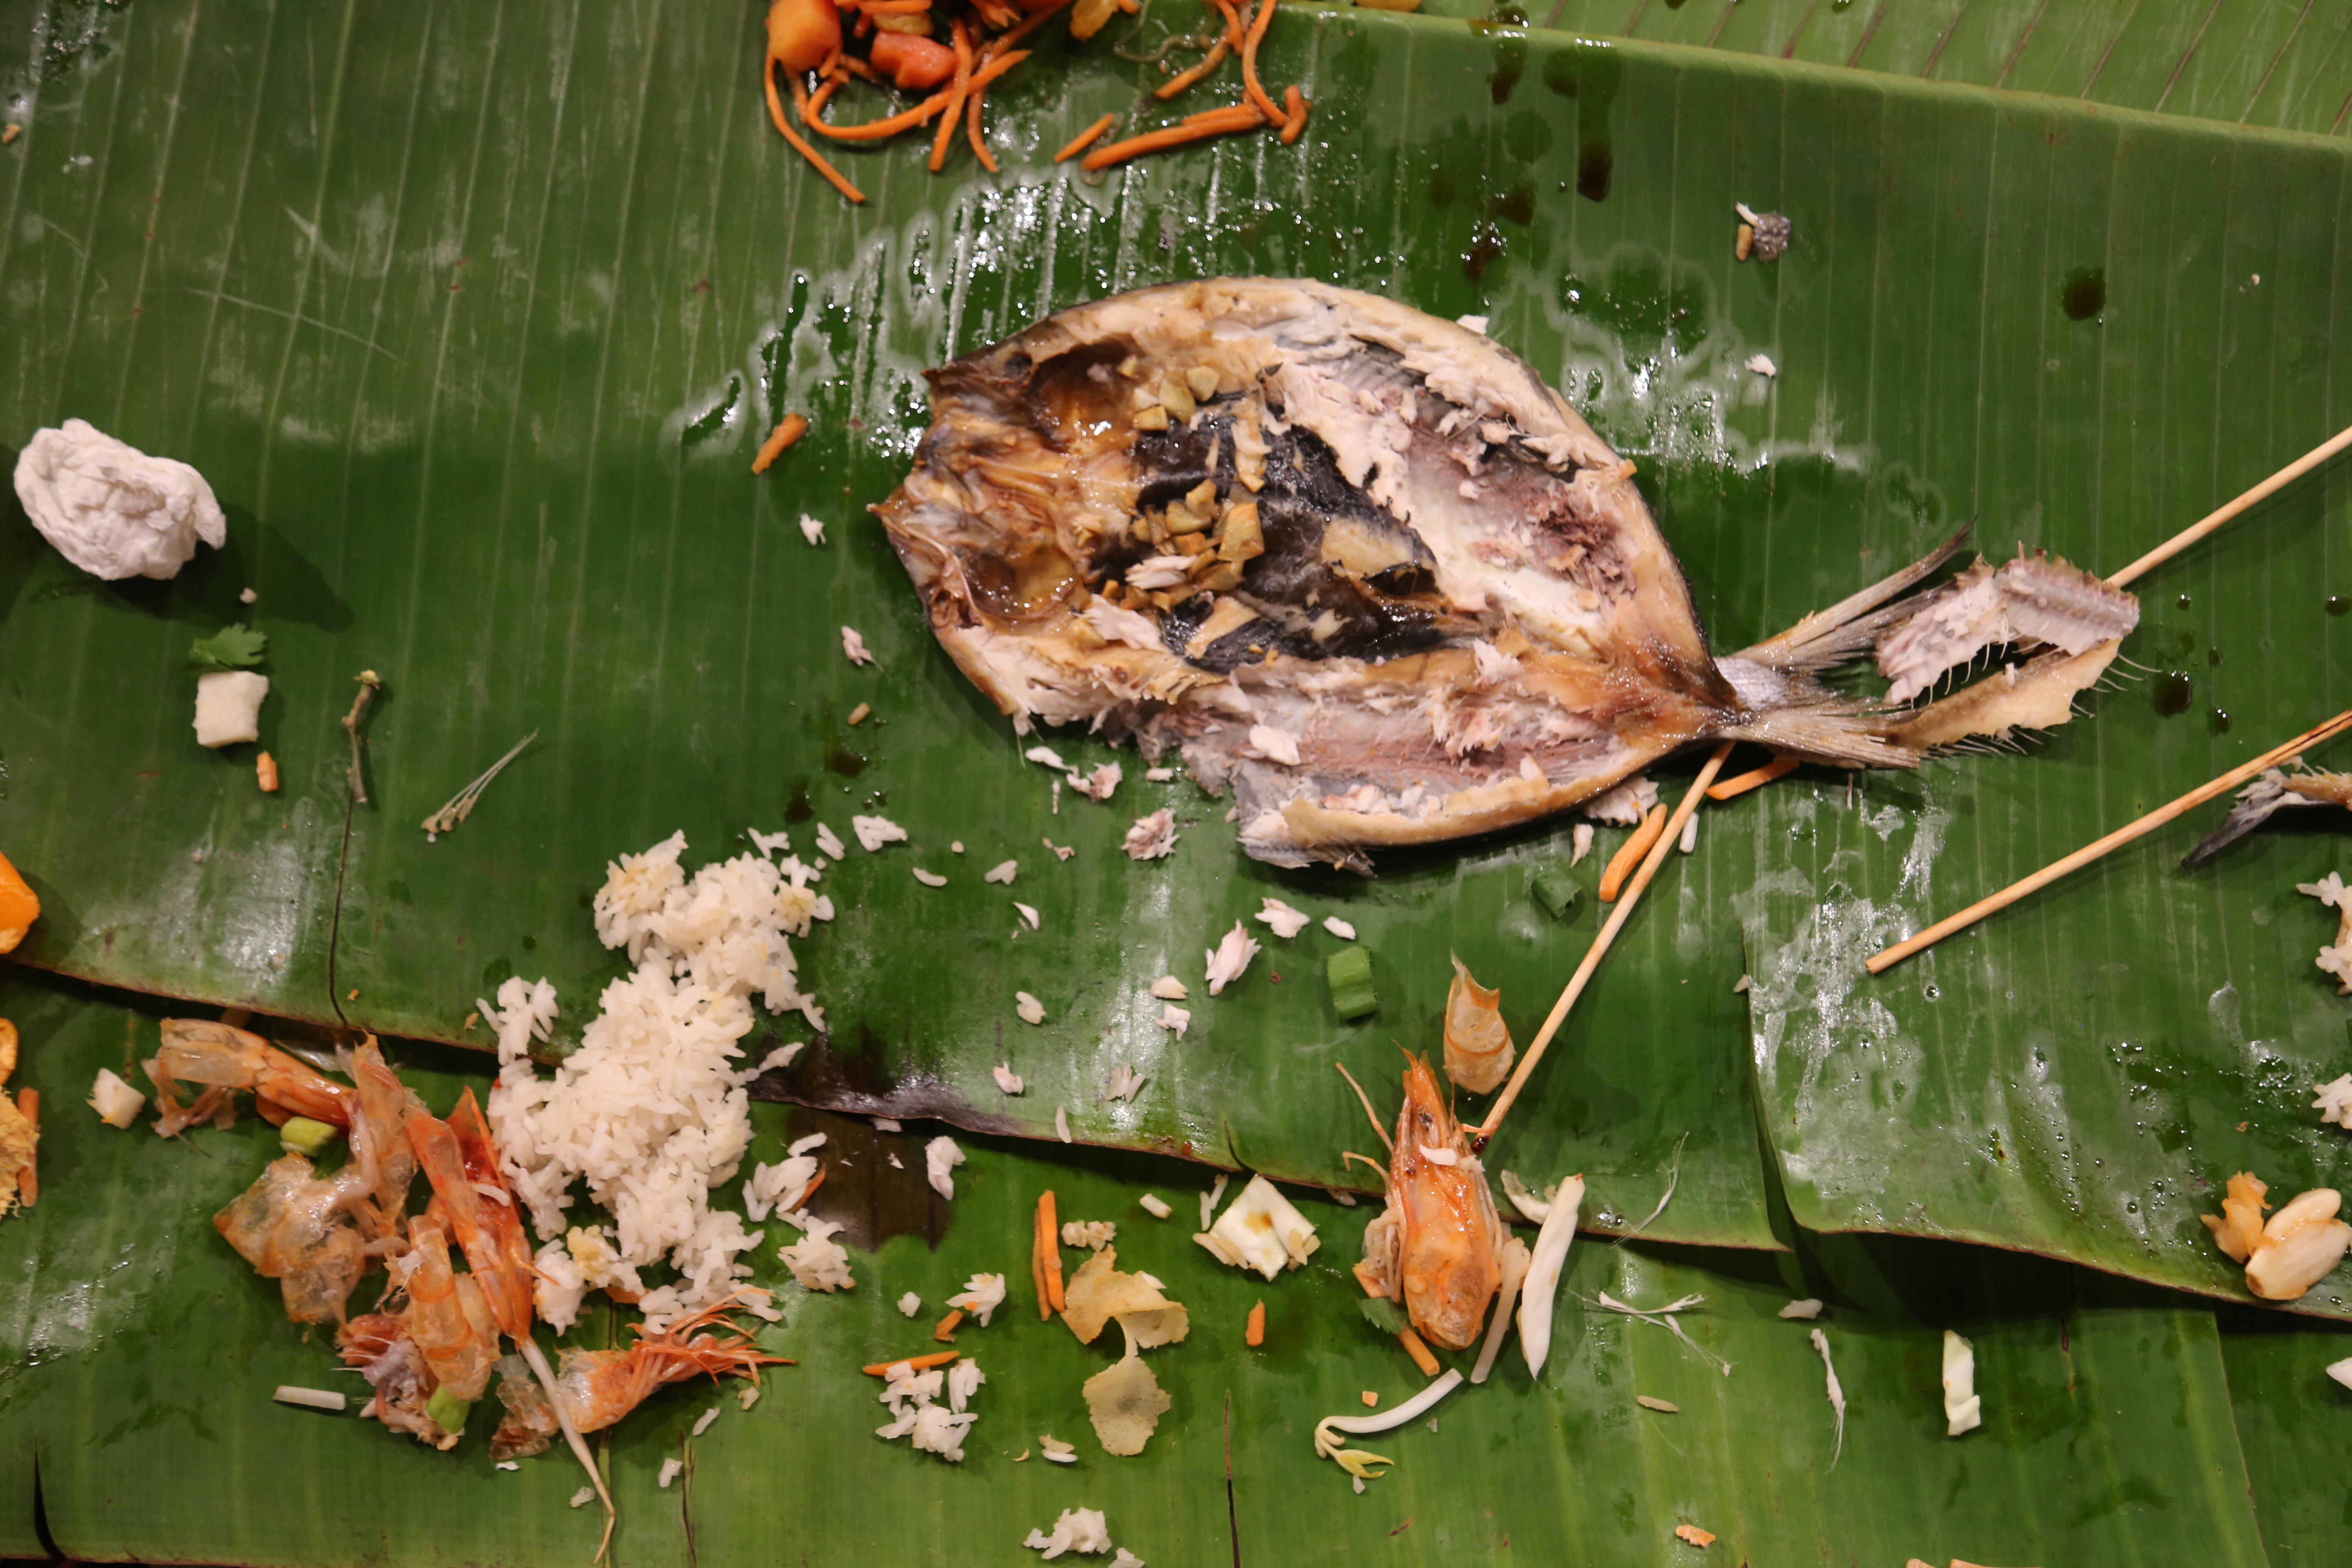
[278,1116,338,1157]
[1530,866,1581,920]
[1356,1295,1408,1335]
[425,1386,472,1435]
[1327,947,1378,1021]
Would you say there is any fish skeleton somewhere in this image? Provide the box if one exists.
[877,278,2129,871]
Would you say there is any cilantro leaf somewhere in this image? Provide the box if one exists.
[188,623,268,674]
[1356,1295,1408,1335]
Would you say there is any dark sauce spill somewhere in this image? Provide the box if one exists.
[1488,33,1526,105]
[1464,219,1508,282]
[784,786,814,823]
[2177,592,2192,609]
[2330,595,2351,617]
[1541,48,1618,203]
[2208,646,2224,667]
[2154,671,2194,717]
[1577,142,1613,203]
[2062,269,2106,321]
[2209,709,2233,735]
[825,745,868,778]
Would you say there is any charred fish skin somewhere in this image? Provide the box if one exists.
[878,278,1908,871]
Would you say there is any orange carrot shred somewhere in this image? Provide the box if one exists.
[1056,113,1119,162]
[1238,0,1285,126]
[16,1088,34,1208]
[1598,805,1668,902]
[1398,1327,1440,1376]
[1183,101,1261,126]
[1083,107,1262,170]
[933,1308,964,1341]
[1706,753,1799,802]
[1156,39,1230,100]
[1245,1299,1265,1347]
[985,0,1071,59]
[860,1349,961,1375]
[1035,1190,1060,1318]
[1281,84,1307,143]
[767,67,867,204]
[966,79,998,172]
[931,20,974,172]
[1213,0,1244,45]
[753,411,810,474]
[800,76,952,141]
[797,1165,828,1208]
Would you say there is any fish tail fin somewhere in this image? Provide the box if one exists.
[1722,701,1920,771]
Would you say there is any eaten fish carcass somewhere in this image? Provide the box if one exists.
[1354,1054,1508,1351]
[879,278,1967,873]
[2183,766,2352,869]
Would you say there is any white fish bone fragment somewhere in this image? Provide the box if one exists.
[985,859,1020,884]
[1256,897,1310,938]
[799,514,826,545]
[1015,901,1039,929]
[1323,917,1356,940]
[1204,922,1261,995]
[1149,976,1188,1000]
[1158,1003,1190,1037]
[993,1064,1025,1095]
[1745,353,1779,378]
[1124,809,1178,860]
[1016,991,1046,1025]
[842,626,877,666]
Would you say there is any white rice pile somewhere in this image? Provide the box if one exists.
[875,1357,984,1462]
[484,830,833,1331]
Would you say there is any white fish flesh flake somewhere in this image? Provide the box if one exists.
[1144,767,1175,782]
[1025,744,1069,771]
[1045,837,1076,860]
[1942,1329,1982,1437]
[570,1487,596,1509]
[1745,353,1778,378]
[1126,555,1193,590]
[1158,1003,1191,1037]
[1455,313,1490,334]
[2303,873,2352,994]
[1123,809,1178,861]
[1417,1144,1459,1167]
[1140,1194,1172,1219]
[2316,1073,2352,1129]
[854,814,909,852]
[815,822,846,860]
[1247,724,1302,766]
[1071,762,1123,802]
[842,626,877,666]
[1256,898,1311,938]
[993,1063,1025,1095]
[984,859,1020,884]
[1016,991,1046,1025]
[1811,1327,1846,1467]
[1107,1065,1147,1102]
[899,1292,923,1317]
[1150,976,1188,1000]
[1571,823,1595,864]
[693,1406,721,1438]
[1204,922,1261,995]
[1323,916,1356,940]
[1470,638,1522,688]
[926,1135,966,1200]
[1201,1174,1229,1231]
[1779,1298,1824,1320]
[913,868,947,887]
[799,514,826,546]
[1015,902,1040,929]
[1055,1105,1072,1143]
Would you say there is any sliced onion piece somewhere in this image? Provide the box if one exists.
[1470,1236,1532,1385]
[1516,1174,1585,1378]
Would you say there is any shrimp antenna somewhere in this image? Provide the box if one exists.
[1340,1149,1390,1187]
[1333,1062,1393,1152]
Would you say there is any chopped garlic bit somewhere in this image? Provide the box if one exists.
[87,1067,146,1128]
[1778,1298,1824,1321]
[799,514,826,545]
[1323,916,1356,940]
[925,1135,965,1200]
[1055,1105,1073,1143]
[1256,898,1311,938]
[1941,1328,1982,1437]
[993,1064,1026,1095]
[1204,922,1261,996]
[899,1292,922,1317]
[1744,353,1778,378]
[1124,809,1178,861]
[1197,1174,1318,1280]
[1149,976,1188,1000]
[985,859,1020,884]
[1139,1194,1172,1219]
[657,1458,684,1488]
[1016,991,1047,1025]
[842,626,877,666]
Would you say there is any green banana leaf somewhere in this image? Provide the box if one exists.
[2219,1303,2352,1564]
[0,964,2278,1565]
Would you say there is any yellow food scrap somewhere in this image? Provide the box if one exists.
[1674,1523,1715,1549]
[0,852,39,953]
[1082,1328,1172,1456]
[2202,1169,2352,1301]
[752,412,808,474]
[1060,1246,1189,1348]
[0,1022,32,1217]
[2202,1171,2269,1261]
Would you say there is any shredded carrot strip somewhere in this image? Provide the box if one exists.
[1598,804,1668,902]
[1035,1190,1060,1318]
[808,73,845,118]
[930,21,974,172]
[966,78,998,172]
[1213,0,1244,45]
[801,75,951,141]
[933,1308,964,1341]
[1281,83,1308,143]
[817,44,842,77]
[1398,1327,1440,1376]
[1245,1299,1265,1347]
[753,411,810,474]
[857,0,935,12]
[964,47,1031,91]
[797,1165,828,1207]
[15,1088,33,1208]
[1056,113,1118,161]
[1083,108,1261,170]
[1238,0,1285,127]
[1155,39,1229,99]
[1706,753,1800,801]
[860,1349,961,1375]
[838,53,882,82]
[985,0,1072,58]
[1030,1209,1051,1319]
[1183,101,1261,125]
[766,67,867,204]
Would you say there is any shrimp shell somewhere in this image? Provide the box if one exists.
[1441,956,1514,1095]
[1385,1054,1506,1351]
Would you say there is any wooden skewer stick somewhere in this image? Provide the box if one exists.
[2106,421,2352,588]
[1866,706,2352,975]
[1471,743,1733,1148]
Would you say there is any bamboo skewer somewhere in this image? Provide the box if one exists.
[1471,743,1733,1149]
[1865,706,2352,974]
[2105,421,2352,589]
